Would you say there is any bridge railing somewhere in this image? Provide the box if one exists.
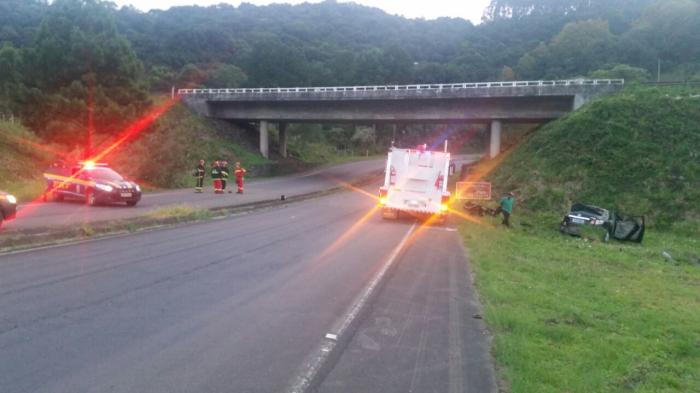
[177,79,624,95]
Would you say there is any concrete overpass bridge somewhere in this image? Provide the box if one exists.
[178,79,624,159]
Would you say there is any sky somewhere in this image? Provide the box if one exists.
[110,0,492,24]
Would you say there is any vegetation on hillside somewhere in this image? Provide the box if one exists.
[2,0,700,153]
[0,120,55,199]
[488,86,700,227]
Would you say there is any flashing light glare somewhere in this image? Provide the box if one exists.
[16,96,181,221]
[6,194,17,204]
[440,204,449,212]
[379,197,388,205]
[82,161,96,169]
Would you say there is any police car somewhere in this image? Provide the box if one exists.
[43,162,142,207]
[0,190,18,228]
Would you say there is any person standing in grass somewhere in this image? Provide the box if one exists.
[494,191,515,227]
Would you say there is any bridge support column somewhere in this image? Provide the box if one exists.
[573,94,587,110]
[259,120,269,159]
[489,120,502,159]
[278,122,288,158]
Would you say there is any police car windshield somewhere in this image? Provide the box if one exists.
[87,168,124,181]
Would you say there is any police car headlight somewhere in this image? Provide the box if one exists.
[6,194,17,204]
[96,184,114,192]
[134,184,141,192]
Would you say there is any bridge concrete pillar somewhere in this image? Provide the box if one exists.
[573,94,587,110]
[489,120,502,159]
[278,122,288,158]
[259,120,269,159]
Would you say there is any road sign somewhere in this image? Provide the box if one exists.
[455,181,492,200]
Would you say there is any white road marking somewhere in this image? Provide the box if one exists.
[285,222,417,393]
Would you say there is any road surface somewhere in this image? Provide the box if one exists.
[0,178,495,392]
[3,155,479,233]
[4,159,385,232]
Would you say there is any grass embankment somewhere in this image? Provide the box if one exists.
[0,120,54,200]
[106,103,271,189]
[460,86,700,392]
[462,217,699,392]
[490,86,700,229]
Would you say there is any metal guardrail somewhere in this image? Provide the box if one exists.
[177,79,625,95]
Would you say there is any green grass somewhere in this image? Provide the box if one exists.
[147,204,213,221]
[460,214,700,393]
[0,120,55,201]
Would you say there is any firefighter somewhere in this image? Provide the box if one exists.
[193,159,206,193]
[234,162,247,194]
[211,161,223,194]
[220,160,231,193]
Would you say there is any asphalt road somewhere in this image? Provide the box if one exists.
[0,178,495,392]
[4,159,387,232]
[4,155,479,233]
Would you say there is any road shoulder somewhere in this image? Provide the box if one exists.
[317,224,497,393]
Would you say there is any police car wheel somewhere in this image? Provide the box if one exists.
[86,191,97,206]
[126,201,137,207]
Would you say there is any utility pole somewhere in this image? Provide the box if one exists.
[657,58,661,83]
[86,76,94,160]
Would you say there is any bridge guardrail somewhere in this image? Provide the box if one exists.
[177,79,624,96]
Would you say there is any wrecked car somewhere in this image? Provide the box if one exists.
[559,203,645,243]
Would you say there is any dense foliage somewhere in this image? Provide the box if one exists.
[1,0,699,147]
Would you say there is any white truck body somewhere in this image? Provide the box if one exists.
[379,145,451,218]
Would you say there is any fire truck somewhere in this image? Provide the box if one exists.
[43,161,142,207]
[379,143,451,221]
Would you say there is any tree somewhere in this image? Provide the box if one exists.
[498,65,516,81]
[22,0,149,146]
[205,64,248,88]
[515,20,616,79]
[590,63,651,82]
[0,43,25,114]
[352,126,376,155]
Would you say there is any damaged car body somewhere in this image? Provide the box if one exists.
[560,203,645,243]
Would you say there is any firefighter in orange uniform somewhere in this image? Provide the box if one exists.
[211,161,223,194]
[234,162,247,194]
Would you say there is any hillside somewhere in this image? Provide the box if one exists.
[487,86,700,227]
[0,120,55,200]
[104,103,271,189]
